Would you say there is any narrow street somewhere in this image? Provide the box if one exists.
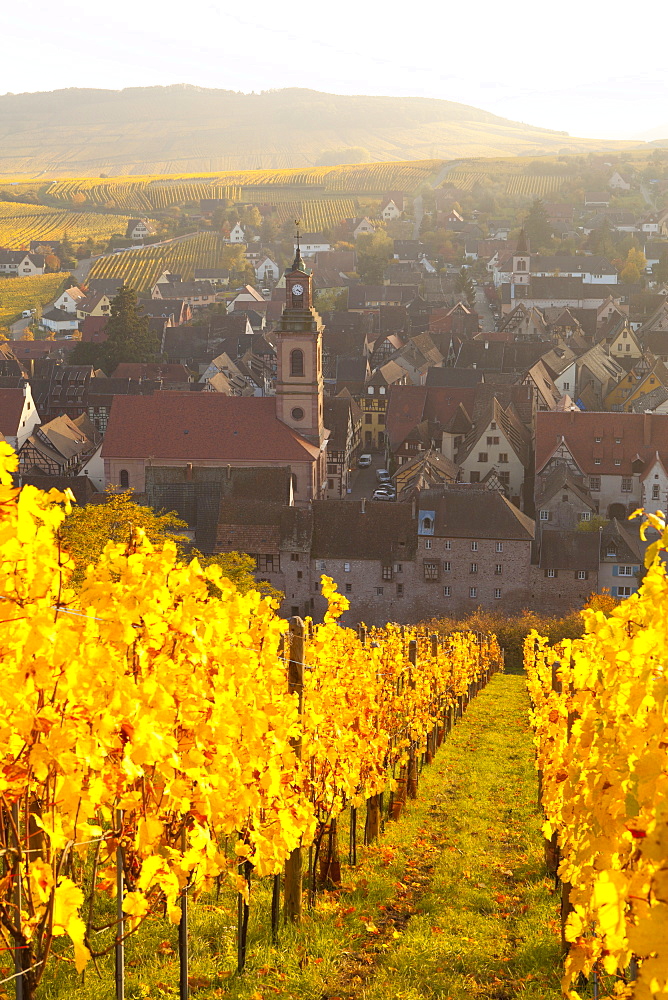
[475,285,497,333]
[345,453,392,503]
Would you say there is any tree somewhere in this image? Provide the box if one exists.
[356,229,393,284]
[653,251,668,285]
[620,247,647,285]
[44,252,60,272]
[97,287,161,374]
[577,515,609,532]
[454,269,476,309]
[60,489,189,588]
[197,551,283,603]
[523,199,553,251]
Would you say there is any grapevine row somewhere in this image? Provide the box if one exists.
[0,443,501,995]
[0,203,151,249]
[87,232,230,292]
[524,510,668,999]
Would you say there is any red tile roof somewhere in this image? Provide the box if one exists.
[81,316,108,343]
[536,411,668,476]
[0,388,26,436]
[101,394,320,462]
[385,385,475,452]
[111,363,191,382]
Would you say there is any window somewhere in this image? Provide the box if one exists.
[344,562,350,572]
[478,452,488,463]
[425,539,432,549]
[471,541,478,551]
[563,381,570,390]
[494,588,502,599]
[256,555,275,573]
[653,484,660,500]
[469,587,477,598]
[444,541,451,550]
[396,583,404,596]
[424,562,440,581]
[379,386,386,395]
[621,478,633,492]
[443,586,451,597]
[581,512,591,521]
[443,561,451,572]
[589,477,601,491]
[395,563,403,573]
[375,587,384,596]
[297,571,303,580]
[290,349,304,376]
[119,469,129,488]
[382,565,393,581]
[470,563,478,573]
[614,459,621,466]
[540,510,550,521]
[499,472,510,486]
[617,586,632,597]
[576,570,588,581]
[495,564,502,575]
[595,436,602,443]
[594,458,601,466]
[317,560,326,572]
[327,478,334,490]
[486,436,499,445]
[495,542,503,552]
[546,569,556,578]
[365,414,373,424]
[470,472,480,483]
[619,565,634,576]
[615,437,621,444]
[345,583,352,593]
[498,453,508,463]
[291,553,300,562]
[367,386,374,395]
[562,494,569,502]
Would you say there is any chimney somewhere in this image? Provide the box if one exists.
[360,497,366,514]
[644,412,652,447]
[227,463,232,480]
[185,462,193,481]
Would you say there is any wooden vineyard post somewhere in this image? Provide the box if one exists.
[284,616,304,925]
[11,802,24,1000]
[179,827,189,1000]
[115,809,125,1000]
[319,817,341,888]
[237,860,252,973]
[407,639,418,799]
[366,794,382,842]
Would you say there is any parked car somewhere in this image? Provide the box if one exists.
[376,469,391,483]
[372,489,395,501]
[358,454,372,468]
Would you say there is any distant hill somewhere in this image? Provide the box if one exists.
[0,85,644,178]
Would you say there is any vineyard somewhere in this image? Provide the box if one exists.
[0,202,151,250]
[87,233,230,292]
[44,160,441,213]
[0,272,67,326]
[446,171,570,196]
[0,443,499,999]
[525,508,668,999]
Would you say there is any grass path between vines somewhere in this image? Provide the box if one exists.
[38,674,562,1000]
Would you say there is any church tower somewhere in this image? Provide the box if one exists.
[512,228,531,286]
[274,232,326,448]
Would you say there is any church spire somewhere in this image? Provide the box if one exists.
[515,228,530,254]
[292,218,308,273]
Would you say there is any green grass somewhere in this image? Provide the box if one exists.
[32,675,562,1000]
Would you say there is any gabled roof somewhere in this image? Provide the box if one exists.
[536,410,668,476]
[459,397,531,468]
[101,394,320,463]
[538,529,599,570]
[311,500,417,561]
[419,487,534,540]
[535,465,595,510]
[0,388,28,436]
[385,385,476,452]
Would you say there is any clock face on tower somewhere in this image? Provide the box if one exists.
[292,283,304,297]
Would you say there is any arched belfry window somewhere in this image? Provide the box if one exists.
[290,349,304,376]
[119,469,129,488]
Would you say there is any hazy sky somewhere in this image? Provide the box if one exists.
[3,0,667,140]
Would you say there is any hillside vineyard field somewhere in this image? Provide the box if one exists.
[0,272,66,326]
[0,201,154,249]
